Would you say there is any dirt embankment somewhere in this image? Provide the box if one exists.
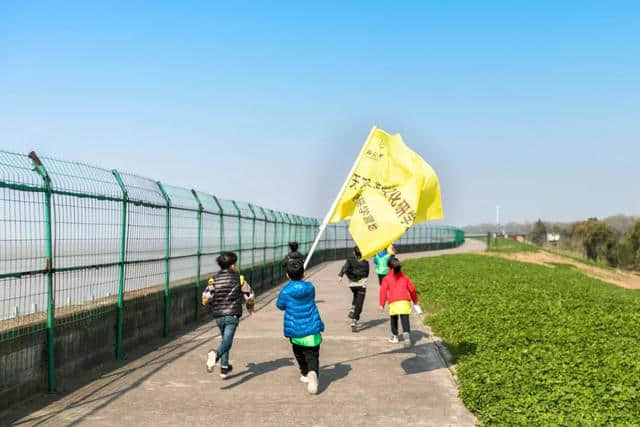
[491,251,640,290]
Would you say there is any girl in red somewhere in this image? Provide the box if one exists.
[379,257,418,348]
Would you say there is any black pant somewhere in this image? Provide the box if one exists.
[292,343,320,376]
[390,314,410,335]
[377,274,386,285]
[350,286,366,321]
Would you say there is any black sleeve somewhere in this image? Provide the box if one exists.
[338,259,349,277]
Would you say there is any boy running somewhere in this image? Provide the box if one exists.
[373,247,392,285]
[276,259,325,394]
[283,241,304,268]
[203,252,254,379]
[337,247,370,332]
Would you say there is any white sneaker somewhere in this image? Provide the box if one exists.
[206,350,217,372]
[306,371,318,394]
[402,332,412,348]
[389,335,399,344]
[300,375,309,383]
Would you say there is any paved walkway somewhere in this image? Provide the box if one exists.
[5,240,484,427]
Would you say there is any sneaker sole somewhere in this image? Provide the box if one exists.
[351,325,359,333]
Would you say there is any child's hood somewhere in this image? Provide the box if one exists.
[287,281,313,300]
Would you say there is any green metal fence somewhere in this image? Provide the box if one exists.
[0,150,463,396]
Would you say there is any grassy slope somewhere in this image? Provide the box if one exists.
[404,254,640,425]
[489,237,539,254]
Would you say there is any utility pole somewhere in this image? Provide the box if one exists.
[496,205,500,235]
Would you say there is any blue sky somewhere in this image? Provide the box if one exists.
[1,1,639,226]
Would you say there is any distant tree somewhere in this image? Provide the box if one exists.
[618,220,640,270]
[603,215,639,233]
[571,218,617,263]
[529,219,547,246]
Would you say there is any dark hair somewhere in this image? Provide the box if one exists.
[217,252,238,269]
[288,242,299,252]
[353,247,361,258]
[286,259,304,281]
[387,256,402,273]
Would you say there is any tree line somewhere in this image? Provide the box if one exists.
[529,218,640,270]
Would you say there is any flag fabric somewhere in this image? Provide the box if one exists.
[329,127,443,259]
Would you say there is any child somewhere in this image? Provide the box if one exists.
[373,246,393,285]
[283,241,304,268]
[203,252,254,379]
[276,259,324,395]
[337,247,370,332]
[379,256,418,348]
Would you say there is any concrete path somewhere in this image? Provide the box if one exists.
[5,240,484,427]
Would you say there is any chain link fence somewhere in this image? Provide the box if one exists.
[0,150,463,400]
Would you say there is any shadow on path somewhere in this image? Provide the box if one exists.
[357,318,387,331]
[318,363,352,394]
[3,279,294,427]
[220,357,294,390]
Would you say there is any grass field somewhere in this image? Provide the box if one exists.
[405,254,640,425]
[489,237,539,253]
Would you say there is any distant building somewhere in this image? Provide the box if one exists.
[547,233,560,245]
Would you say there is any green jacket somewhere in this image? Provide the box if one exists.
[374,252,392,275]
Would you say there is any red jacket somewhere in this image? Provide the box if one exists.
[379,272,418,306]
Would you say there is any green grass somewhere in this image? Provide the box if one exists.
[405,254,640,425]
[489,238,539,253]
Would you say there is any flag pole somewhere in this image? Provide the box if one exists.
[304,126,377,269]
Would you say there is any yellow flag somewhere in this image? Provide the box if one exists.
[329,127,443,259]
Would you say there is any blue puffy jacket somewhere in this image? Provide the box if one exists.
[276,280,325,338]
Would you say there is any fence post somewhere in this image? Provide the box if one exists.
[299,217,305,253]
[212,195,224,252]
[28,151,56,392]
[258,207,269,285]
[231,201,242,270]
[277,212,285,281]
[157,182,171,337]
[112,169,128,360]
[314,218,321,264]
[192,190,203,321]
[286,213,292,250]
[344,222,349,253]
[247,204,257,285]
[305,218,312,255]
[292,215,298,245]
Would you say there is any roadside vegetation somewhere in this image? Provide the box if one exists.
[405,253,640,425]
[488,237,538,254]
[530,218,640,271]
